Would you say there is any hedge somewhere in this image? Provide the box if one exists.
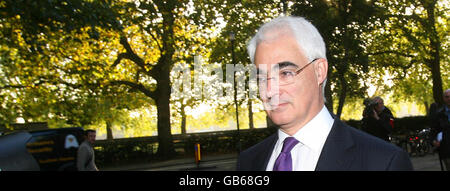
[94,116,431,166]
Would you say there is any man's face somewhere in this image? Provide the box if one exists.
[254,33,326,134]
[444,90,450,107]
[375,99,384,113]
[87,132,96,144]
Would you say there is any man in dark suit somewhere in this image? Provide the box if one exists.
[237,16,413,171]
[430,89,450,170]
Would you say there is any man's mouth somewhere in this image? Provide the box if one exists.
[266,101,289,110]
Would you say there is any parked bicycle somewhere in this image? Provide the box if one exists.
[405,128,433,157]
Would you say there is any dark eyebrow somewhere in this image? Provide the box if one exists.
[275,61,298,70]
[257,61,298,75]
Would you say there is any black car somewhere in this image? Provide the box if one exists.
[0,127,84,171]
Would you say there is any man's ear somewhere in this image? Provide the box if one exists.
[314,58,328,86]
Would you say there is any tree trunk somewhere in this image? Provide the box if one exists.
[109,1,178,158]
[155,70,175,158]
[427,15,443,105]
[424,101,429,116]
[336,75,347,119]
[431,59,443,105]
[423,1,443,105]
[154,0,177,158]
[248,98,254,129]
[106,120,113,140]
[180,103,187,134]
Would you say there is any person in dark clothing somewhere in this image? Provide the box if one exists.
[362,97,394,142]
[77,129,98,171]
[430,89,450,170]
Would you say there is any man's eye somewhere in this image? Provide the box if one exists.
[280,70,295,77]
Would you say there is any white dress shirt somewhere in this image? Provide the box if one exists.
[266,106,334,171]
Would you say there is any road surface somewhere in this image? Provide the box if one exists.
[131,153,443,171]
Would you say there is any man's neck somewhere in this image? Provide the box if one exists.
[280,104,325,136]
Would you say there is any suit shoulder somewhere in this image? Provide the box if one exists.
[346,124,401,152]
[345,123,413,166]
[343,123,413,170]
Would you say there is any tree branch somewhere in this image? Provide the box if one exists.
[119,36,148,70]
[110,36,156,79]
[148,30,162,52]
[111,53,127,69]
[0,77,85,90]
[368,50,418,72]
[0,84,27,89]
[384,13,426,26]
[109,80,156,100]
[368,50,415,58]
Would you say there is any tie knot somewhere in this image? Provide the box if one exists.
[281,137,299,153]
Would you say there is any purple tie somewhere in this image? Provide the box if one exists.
[273,137,299,171]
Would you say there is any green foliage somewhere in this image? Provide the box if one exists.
[367,0,449,105]
[291,0,378,116]
[0,0,122,48]
[0,0,448,152]
[291,0,448,116]
[0,0,145,131]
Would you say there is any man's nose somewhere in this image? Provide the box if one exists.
[264,78,279,99]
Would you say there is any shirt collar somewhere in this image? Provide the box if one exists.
[278,105,334,153]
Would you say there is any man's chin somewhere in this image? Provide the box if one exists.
[268,113,294,126]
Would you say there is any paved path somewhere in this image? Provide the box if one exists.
[410,153,443,171]
[101,153,238,171]
[101,153,444,171]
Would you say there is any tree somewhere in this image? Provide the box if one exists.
[1,0,228,157]
[209,0,283,129]
[0,0,147,137]
[0,0,120,124]
[108,0,223,157]
[292,0,377,117]
[0,0,122,52]
[369,0,448,106]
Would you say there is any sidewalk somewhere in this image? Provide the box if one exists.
[410,153,443,171]
[101,152,444,171]
[101,153,238,171]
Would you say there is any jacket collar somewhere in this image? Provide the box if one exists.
[256,133,278,171]
[314,118,356,171]
[258,113,356,171]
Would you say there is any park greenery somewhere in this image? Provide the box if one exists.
[0,0,448,157]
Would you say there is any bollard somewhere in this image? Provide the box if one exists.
[194,143,201,167]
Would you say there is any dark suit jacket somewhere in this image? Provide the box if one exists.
[430,106,450,158]
[237,118,413,171]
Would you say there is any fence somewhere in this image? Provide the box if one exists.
[93,127,277,166]
[92,116,431,166]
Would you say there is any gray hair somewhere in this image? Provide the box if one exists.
[247,16,328,101]
[372,96,383,102]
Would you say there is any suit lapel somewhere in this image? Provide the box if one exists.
[315,119,356,171]
[254,133,278,171]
